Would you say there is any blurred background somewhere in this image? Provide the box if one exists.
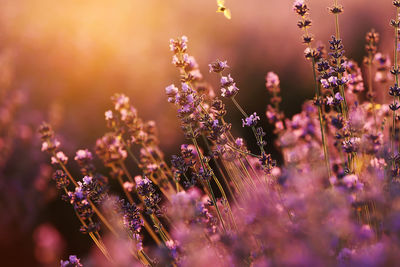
[0,0,396,266]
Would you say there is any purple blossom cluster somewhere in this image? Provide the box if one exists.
[60,255,83,267]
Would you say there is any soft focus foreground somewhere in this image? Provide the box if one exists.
[2,0,400,266]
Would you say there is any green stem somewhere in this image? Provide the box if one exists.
[366,49,378,132]
[191,136,227,233]
[311,59,332,178]
[201,135,239,206]
[392,7,400,162]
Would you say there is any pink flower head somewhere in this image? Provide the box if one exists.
[51,151,68,165]
[123,181,134,192]
[265,72,280,89]
[114,94,130,111]
[235,138,244,147]
[209,59,229,73]
[242,112,260,127]
[165,84,178,96]
[82,175,92,185]
[105,110,113,120]
[74,149,93,161]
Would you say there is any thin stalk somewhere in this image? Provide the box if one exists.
[89,232,114,262]
[139,250,155,267]
[300,16,332,178]
[224,129,264,184]
[207,163,238,230]
[225,143,260,158]
[88,199,119,237]
[237,158,257,190]
[119,161,135,183]
[150,214,169,243]
[392,7,400,161]
[201,135,239,207]
[231,97,265,154]
[225,160,251,200]
[121,139,141,166]
[367,56,378,132]
[396,7,400,154]
[312,59,332,178]
[221,160,246,201]
[332,0,349,118]
[191,136,227,233]
[206,180,227,232]
[275,185,294,223]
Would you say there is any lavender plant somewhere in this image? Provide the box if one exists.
[35,1,400,266]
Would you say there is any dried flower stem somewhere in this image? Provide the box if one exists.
[223,125,264,185]
[56,156,119,236]
[122,139,141,166]
[332,0,349,118]
[138,250,155,267]
[207,162,238,230]
[312,58,332,178]
[149,214,170,243]
[191,135,227,233]
[366,48,378,131]
[298,10,332,177]
[201,135,239,206]
[395,7,400,155]
[221,160,247,200]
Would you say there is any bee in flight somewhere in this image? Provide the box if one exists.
[216,0,231,20]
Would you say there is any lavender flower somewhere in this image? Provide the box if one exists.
[209,59,229,73]
[220,74,239,98]
[374,53,391,83]
[112,94,130,111]
[211,98,227,119]
[74,149,94,175]
[51,151,68,165]
[105,110,113,120]
[293,0,307,16]
[95,133,127,165]
[135,176,161,214]
[169,36,188,53]
[52,170,70,189]
[60,255,83,267]
[242,112,260,127]
[80,174,108,203]
[342,137,360,153]
[165,84,179,103]
[120,199,143,239]
[265,72,280,89]
[75,149,92,162]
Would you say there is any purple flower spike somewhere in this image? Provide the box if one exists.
[242,112,260,127]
